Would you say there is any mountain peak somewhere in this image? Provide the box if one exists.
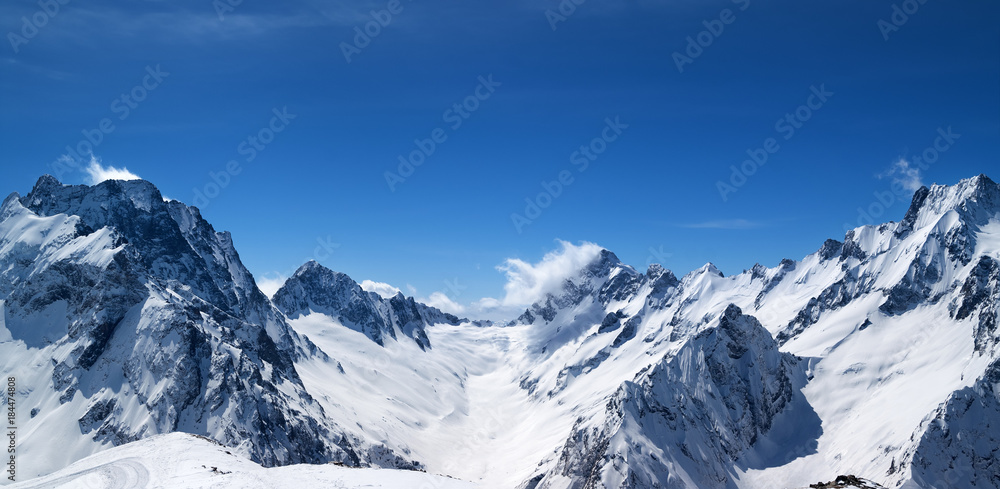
[967,173,996,190]
[23,176,166,218]
[294,260,327,276]
[32,174,62,191]
[817,238,844,261]
[287,261,361,295]
[584,248,626,278]
[963,173,1000,208]
[722,302,743,319]
[907,174,1000,214]
[15,174,268,322]
[273,261,460,349]
[899,174,1000,235]
[692,262,724,278]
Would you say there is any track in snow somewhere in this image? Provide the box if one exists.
[13,458,150,489]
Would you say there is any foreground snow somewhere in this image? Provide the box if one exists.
[8,432,476,489]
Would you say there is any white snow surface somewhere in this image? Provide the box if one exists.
[6,432,475,489]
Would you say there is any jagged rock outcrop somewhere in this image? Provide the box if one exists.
[529,305,808,489]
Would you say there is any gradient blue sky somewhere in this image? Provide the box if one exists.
[2,0,998,318]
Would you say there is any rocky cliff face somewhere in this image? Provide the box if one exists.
[272,260,464,350]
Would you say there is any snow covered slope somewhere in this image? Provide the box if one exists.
[2,174,998,489]
[5,432,474,489]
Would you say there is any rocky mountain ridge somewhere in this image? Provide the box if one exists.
[1,174,998,489]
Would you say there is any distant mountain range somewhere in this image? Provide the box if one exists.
[2,174,998,489]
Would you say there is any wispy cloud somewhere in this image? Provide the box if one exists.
[256,274,287,299]
[0,3,351,47]
[400,241,607,322]
[395,283,466,316]
[680,219,762,230]
[84,156,141,185]
[879,158,923,192]
[496,240,604,307]
[421,291,466,315]
[360,280,402,299]
[1,57,76,81]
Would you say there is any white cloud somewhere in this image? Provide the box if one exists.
[464,297,524,323]
[361,280,402,299]
[421,292,466,315]
[433,241,604,323]
[25,6,357,46]
[256,274,288,299]
[880,158,923,192]
[475,297,502,310]
[84,156,141,185]
[495,240,604,307]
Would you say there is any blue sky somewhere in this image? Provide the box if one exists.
[2,0,998,319]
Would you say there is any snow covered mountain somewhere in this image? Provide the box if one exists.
[272,260,466,350]
[527,304,812,489]
[2,174,998,489]
[504,174,1000,489]
[0,176,419,479]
